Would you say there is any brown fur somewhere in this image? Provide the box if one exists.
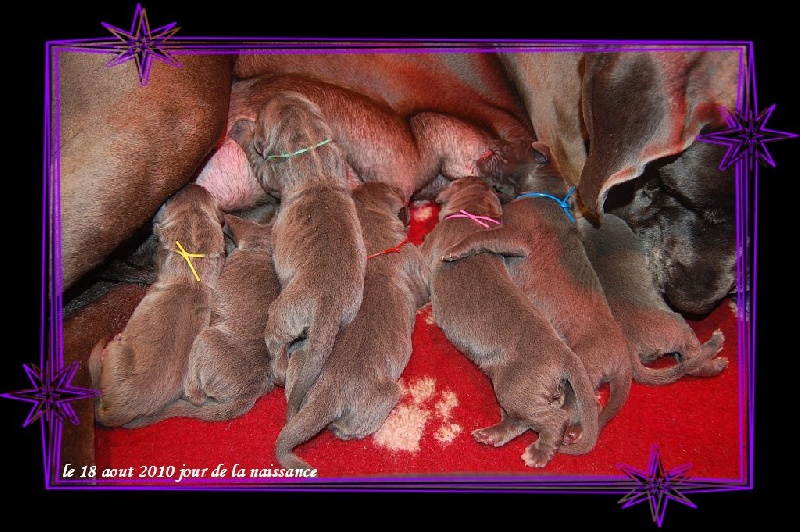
[420,177,599,467]
[88,184,226,428]
[578,213,727,381]
[60,283,147,481]
[275,182,429,470]
[58,53,233,294]
[233,50,533,141]
[233,90,367,419]
[448,142,730,443]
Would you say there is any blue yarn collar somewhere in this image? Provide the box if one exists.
[515,186,576,223]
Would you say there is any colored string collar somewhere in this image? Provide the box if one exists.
[174,241,206,282]
[367,236,412,259]
[516,186,576,223]
[266,138,332,160]
[444,210,501,229]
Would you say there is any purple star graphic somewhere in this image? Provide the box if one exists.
[101,3,182,86]
[698,103,798,171]
[1,361,101,427]
[617,445,697,528]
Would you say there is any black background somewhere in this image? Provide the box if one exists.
[10,4,794,527]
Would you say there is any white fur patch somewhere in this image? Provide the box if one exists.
[407,377,436,404]
[372,376,462,453]
[372,404,430,452]
[728,297,738,317]
[420,304,436,325]
[411,204,435,222]
[434,423,462,444]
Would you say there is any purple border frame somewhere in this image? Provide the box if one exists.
[40,35,755,496]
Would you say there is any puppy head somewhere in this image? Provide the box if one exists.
[475,137,534,199]
[153,184,225,242]
[223,212,273,253]
[435,176,503,220]
[352,182,409,226]
[478,139,564,199]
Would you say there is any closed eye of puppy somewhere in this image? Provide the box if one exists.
[88,183,226,428]
[235,90,367,420]
[275,181,430,470]
[577,212,727,381]
[419,176,599,468]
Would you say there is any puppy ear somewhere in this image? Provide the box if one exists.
[223,213,246,247]
[151,201,169,234]
[530,141,552,166]
[398,206,411,227]
[434,181,453,206]
[228,119,256,148]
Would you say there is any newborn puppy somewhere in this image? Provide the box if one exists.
[88,183,226,428]
[420,176,599,467]
[232,90,367,418]
[408,111,533,201]
[275,182,429,470]
[578,212,727,381]
[443,145,633,441]
[124,213,281,427]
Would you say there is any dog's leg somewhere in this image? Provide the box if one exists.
[472,409,529,447]
[442,229,530,262]
[274,385,341,471]
[522,409,571,468]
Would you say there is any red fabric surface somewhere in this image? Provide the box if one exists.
[93,201,745,485]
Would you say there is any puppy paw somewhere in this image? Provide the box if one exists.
[703,329,725,354]
[183,386,207,407]
[562,424,583,446]
[522,444,555,468]
[472,427,506,447]
[688,356,729,378]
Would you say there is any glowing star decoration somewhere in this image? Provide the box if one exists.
[617,445,697,528]
[101,3,182,86]
[0,362,101,427]
[698,103,798,171]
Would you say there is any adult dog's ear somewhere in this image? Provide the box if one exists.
[576,51,740,217]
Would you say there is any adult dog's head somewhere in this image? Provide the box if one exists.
[602,139,737,316]
[574,51,741,316]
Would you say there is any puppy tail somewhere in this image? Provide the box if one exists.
[598,359,632,432]
[630,329,726,385]
[559,351,600,456]
[274,389,340,471]
[285,323,338,419]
